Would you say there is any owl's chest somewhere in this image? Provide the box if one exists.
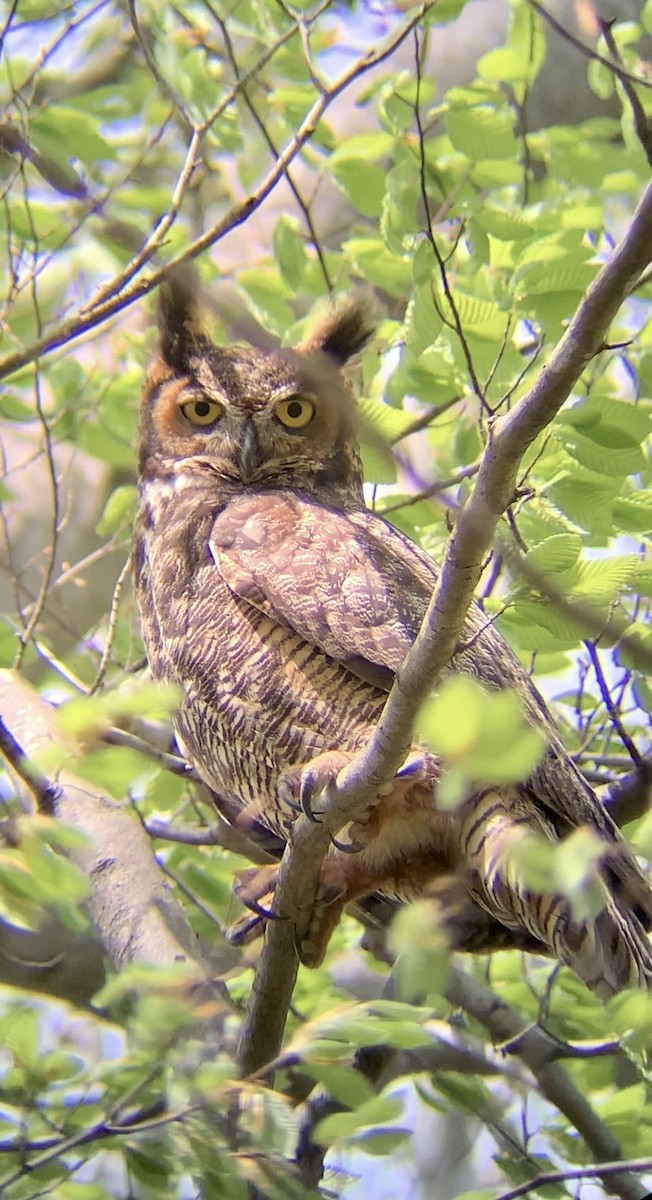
[134,500,385,819]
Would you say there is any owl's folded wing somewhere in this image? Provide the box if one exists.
[209,489,434,689]
[209,489,650,862]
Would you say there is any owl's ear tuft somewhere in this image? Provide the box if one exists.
[156,266,207,369]
[303,299,376,365]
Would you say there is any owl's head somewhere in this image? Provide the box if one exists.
[139,272,375,505]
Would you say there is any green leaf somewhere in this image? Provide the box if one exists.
[342,237,411,295]
[632,562,652,596]
[559,395,652,444]
[302,1064,375,1109]
[0,392,36,421]
[239,269,294,336]
[354,1129,410,1155]
[418,675,545,793]
[313,1096,403,1146]
[332,159,386,218]
[549,474,618,535]
[474,207,534,241]
[479,1,545,89]
[442,291,505,340]
[5,198,70,251]
[58,681,179,737]
[388,901,450,1001]
[508,599,586,648]
[524,534,582,576]
[30,106,113,166]
[613,494,652,533]
[446,104,516,161]
[557,428,645,477]
[273,216,307,291]
[404,285,444,357]
[330,133,395,164]
[381,160,419,251]
[552,828,610,921]
[96,485,137,535]
[358,396,419,444]
[513,257,597,297]
[557,554,640,602]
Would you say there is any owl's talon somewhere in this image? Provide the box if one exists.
[299,777,324,822]
[245,897,280,921]
[301,795,323,823]
[330,832,364,854]
[397,753,426,779]
[226,912,263,946]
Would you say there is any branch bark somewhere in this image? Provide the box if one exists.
[238,180,652,1077]
[0,670,206,978]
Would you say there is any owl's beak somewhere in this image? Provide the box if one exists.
[238,418,263,482]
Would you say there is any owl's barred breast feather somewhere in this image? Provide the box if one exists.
[135,277,652,999]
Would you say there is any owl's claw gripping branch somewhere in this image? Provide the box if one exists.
[299,780,324,823]
[329,830,366,855]
[279,752,354,825]
[232,863,282,926]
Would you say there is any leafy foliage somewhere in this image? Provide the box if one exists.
[0,0,651,1197]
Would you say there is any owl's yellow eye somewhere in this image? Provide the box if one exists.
[180,398,223,427]
[274,397,315,429]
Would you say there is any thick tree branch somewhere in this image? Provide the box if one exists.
[238,182,652,1076]
[0,670,205,976]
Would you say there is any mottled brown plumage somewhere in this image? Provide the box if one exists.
[134,277,652,998]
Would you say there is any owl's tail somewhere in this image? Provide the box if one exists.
[462,789,652,1000]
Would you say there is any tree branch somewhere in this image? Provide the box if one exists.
[0,670,205,975]
[496,1157,652,1200]
[238,181,652,1077]
[444,965,649,1200]
[525,0,652,93]
[0,2,432,383]
[297,965,648,1199]
[604,758,652,827]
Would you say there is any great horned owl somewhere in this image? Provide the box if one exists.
[134,275,652,999]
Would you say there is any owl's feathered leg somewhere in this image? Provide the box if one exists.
[229,754,447,965]
[461,788,652,1000]
[228,857,350,964]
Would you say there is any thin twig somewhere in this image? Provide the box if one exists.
[495,1156,652,1200]
[584,641,641,767]
[127,0,194,130]
[412,30,489,411]
[91,553,132,693]
[526,0,652,92]
[503,540,652,675]
[201,0,333,293]
[0,715,59,813]
[599,18,652,167]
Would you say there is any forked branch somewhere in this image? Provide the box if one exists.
[239,182,652,1084]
